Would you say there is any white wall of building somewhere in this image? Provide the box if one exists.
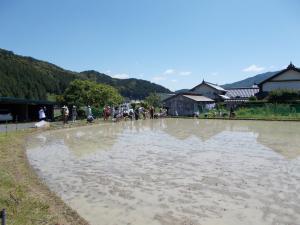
[191,84,218,99]
[262,81,300,92]
[262,70,300,92]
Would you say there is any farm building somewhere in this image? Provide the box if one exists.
[163,80,259,116]
[189,80,229,101]
[163,93,214,116]
[258,63,300,97]
[225,87,259,106]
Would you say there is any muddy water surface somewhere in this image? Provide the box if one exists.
[26,119,300,225]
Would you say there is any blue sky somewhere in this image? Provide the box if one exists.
[1,0,300,91]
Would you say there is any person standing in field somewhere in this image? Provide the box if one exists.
[64,105,69,124]
[72,105,77,122]
[134,107,139,120]
[150,106,154,119]
[38,107,46,121]
[86,105,94,122]
[102,106,106,120]
[103,106,110,120]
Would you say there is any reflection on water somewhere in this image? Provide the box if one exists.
[27,119,300,225]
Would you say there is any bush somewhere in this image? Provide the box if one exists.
[140,101,149,109]
[131,102,136,110]
[268,89,300,103]
[145,93,161,108]
[92,107,103,118]
[249,96,257,101]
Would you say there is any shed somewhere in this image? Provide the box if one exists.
[0,97,55,122]
[163,93,214,116]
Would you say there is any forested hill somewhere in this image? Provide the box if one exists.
[79,70,170,99]
[222,71,278,89]
[0,48,171,100]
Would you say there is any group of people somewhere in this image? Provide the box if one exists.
[37,104,168,124]
[105,105,167,122]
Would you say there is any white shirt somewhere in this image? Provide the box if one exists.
[39,109,46,120]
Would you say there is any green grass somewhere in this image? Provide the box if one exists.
[200,103,300,121]
[235,104,300,120]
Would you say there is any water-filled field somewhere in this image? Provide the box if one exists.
[26,119,300,225]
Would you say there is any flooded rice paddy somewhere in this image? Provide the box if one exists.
[26,119,300,225]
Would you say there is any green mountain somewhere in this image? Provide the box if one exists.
[222,71,278,89]
[0,48,171,100]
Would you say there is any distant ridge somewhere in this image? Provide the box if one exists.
[174,89,189,94]
[0,48,171,100]
[222,71,278,89]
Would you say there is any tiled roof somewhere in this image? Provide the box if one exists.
[190,80,225,92]
[204,81,225,91]
[226,88,259,99]
[183,95,214,102]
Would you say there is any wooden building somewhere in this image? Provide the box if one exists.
[189,80,229,101]
[163,93,214,116]
[163,80,259,116]
[0,97,55,122]
[258,63,300,98]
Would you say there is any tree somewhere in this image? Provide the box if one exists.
[145,92,161,108]
[63,79,123,107]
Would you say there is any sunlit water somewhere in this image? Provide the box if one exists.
[26,119,300,225]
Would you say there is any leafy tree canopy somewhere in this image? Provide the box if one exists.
[62,79,123,107]
[145,92,161,108]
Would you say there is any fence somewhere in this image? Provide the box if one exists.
[0,209,6,225]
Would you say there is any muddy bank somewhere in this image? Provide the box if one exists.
[27,119,300,225]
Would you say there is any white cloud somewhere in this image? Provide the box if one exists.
[164,69,175,75]
[211,72,218,77]
[243,64,265,73]
[171,79,178,83]
[112,73,130,79]
[152,76,166,82]
[179,71,191,76]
